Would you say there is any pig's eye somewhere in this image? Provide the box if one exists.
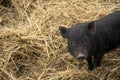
[83,38,89,43]
[84,39,88,42]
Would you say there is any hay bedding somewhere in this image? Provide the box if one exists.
[0,0,120,80]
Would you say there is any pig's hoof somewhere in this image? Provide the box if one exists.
[88,66,94,70]
[93,64,97,69]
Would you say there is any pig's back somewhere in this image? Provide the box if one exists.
[95,11,120,32]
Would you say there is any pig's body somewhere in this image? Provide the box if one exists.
[95,11,120,52]
[59,11,120,70]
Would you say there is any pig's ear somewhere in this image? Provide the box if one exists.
[59,26,68,38]
[88,21,96,35]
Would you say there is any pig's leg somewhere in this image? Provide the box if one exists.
[87,56,94,70]
[93,53,104,68]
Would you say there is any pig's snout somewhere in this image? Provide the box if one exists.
[77,56,85,60]
[76,53,86,60]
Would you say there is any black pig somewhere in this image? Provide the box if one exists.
[59,11,120,70]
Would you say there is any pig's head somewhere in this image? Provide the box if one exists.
[59,21,95,60]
